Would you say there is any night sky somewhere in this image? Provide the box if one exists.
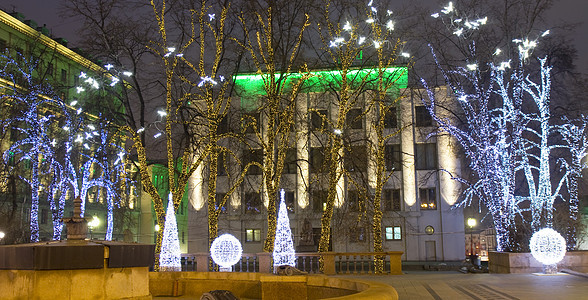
[1,0,587,72]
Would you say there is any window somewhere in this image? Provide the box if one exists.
[215,193,228,213]
[415,106,432,127]
[311,109,328,130]
[420,188,437,210]
[415,143,437,170]
[283,148,297,174]
[182,231,185,244]
[217,152,227,176]
[384,107,398,128]
[74,74,79,86]
[246,229,261,242]
[383,189,401,211]
[350,227,366,242]
[244,192,261,214]
[47,62,54,76]
[284,191,295,213]
[41,209,48,224]
[61,69,67,82]
[241,112,260,133]
[312,190,328,212]
[385,144,402,171]
[345,146,367,173]
[0,39,6,51]
[348,190,363,212]
[385,226,402,240]
[310,147,328,173]
[242,148,263,175]
[346,108,363,129]
[216,115,229,134]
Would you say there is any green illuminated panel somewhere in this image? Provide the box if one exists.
[233,67,408,97]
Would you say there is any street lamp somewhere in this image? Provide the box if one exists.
[467,218,477,265]
[88,215,100,239]
[0,231,5,244]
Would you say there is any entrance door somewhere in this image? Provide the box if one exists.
[425,241,437,261]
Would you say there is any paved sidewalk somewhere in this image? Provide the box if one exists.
[340,271,588,300]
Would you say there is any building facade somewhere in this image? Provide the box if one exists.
[186,69,466,262]
[0,9,140,243]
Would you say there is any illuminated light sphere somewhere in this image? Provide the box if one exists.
[529,228,566,265]
[210,233,243,269]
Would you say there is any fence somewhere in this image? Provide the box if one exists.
[181,251,403,275]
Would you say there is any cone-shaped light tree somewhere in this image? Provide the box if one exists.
[273,189,296,268]
[160,193,181,271]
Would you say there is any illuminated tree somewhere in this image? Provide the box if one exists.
[234,0,311,253]
[312,0,407,271]
[421,2,587,251]
[0,53,63,242]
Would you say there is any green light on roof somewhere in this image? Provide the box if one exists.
[233,66,408,96]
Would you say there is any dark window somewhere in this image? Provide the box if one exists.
[310,147,328,173]
[415,143,437,170]
[384,107,398,128]
[385,226,402,240]
[0,39,6,51]
[420,188,437,210]
[346,108,363,129]
[242,112,260,133]
[385,144,402,171]
[61,69,67,82]
[244,192,261,214]
[47,62,54,76]
[74,74,79,86]
[216,115,229,134]
[348,190,363,212]
[283,148,297,174]
[40,209,48,224]
[217,152,227,176]
[345,146,367,173]
[312,190,328,212]
[350,227,366,242]
[246,229,261,242]
[242,148,263,175]
[383,189,401,211]
[285,191,295,213]
[311,109,328,130]
[415,106,433,127]
[215,193,228,213]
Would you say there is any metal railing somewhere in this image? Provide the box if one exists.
[181,251,402,275]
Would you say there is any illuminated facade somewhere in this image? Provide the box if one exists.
[187,69,466,262]
[0,9,140,242]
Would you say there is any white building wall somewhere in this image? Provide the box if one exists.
[186,87,465,262]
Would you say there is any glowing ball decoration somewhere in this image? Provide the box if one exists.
[529,228,566,266]
[210,233,243,270]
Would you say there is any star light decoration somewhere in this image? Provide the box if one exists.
[210,233,243,271]
[160,194,182,271]
[273,189,296,269]
[326,0,409,57]
[530,228,566,267]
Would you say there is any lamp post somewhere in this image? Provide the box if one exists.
[0,231,5,244]
[88,215,100,240]
[467,218,477,265]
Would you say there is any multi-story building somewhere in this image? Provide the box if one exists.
[0,9,140,243]
[186,68,466,262]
